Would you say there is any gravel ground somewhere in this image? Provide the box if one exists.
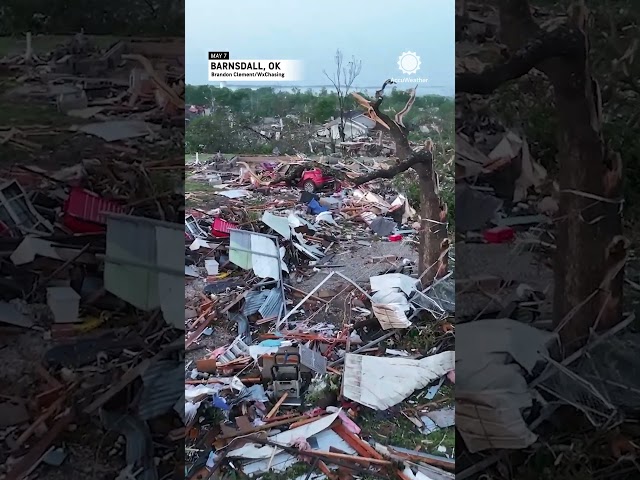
[296,238,418,292]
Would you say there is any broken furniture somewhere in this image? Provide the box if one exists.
[272,352,302,406]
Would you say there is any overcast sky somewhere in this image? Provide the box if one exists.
[186,0,454,95]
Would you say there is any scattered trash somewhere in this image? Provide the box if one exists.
[0,33,184,480]
[184,147,455,478]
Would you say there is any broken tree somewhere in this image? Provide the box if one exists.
[350,82,449,285]
[457,0,626,350]
[324,50,362,145]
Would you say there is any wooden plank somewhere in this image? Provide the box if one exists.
[83,358,152,414]
[217,415,306,441]
[14,396,65,448]
[311,450,391,466]
[185,311,214,348]
[265,393,288,419]
[6,412,74,480]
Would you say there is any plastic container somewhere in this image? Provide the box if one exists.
[483,226,515,244]
[47,286,81,323]
[211,218,237,238]
[63,187,125,233]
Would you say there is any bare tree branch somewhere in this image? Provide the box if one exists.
[323,50,362,143]
[395,86,417,127]
[348,82,435,186]
[351,83,412,158]
[352,152,431,185]
[352,92,390,129]
[375,79,395,99]
[456,27,585,94]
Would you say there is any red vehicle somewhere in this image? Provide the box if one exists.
[299,168,340,193]
[268,163,340,193]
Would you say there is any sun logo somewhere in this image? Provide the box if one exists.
[397,51,421,75]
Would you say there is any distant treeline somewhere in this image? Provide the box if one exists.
[185,84,454,127]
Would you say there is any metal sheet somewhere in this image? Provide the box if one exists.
[258,288,283,319]
[242,290,270,316]
[229,229,252,269]
[104,214,183,330]
[299,345,327,374]
[101,410,157,480]
[138,360,183,421]
[229,312,251,342]
[219,336,251,364]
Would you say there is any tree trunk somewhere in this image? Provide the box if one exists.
[416,164,448,285]
[498,0,625,351]
[457,1,626,350]
[350,89,449,285]
[546,62,624,350]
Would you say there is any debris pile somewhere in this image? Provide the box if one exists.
[184,155,456,479]
[0,34,184,479]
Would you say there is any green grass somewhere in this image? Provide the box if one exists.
[400,325,438,352]
[359,410,455,454]
[185,177,219,208]
[255,463,310,480]
[0,100,69,125]
[185,177,217,193]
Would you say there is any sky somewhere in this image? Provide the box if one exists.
[185,0,455,96]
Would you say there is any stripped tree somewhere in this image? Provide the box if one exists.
[323,50,362,144]
[351,82,449,285]
[457,0,627,351]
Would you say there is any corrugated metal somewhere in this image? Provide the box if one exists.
[242,290,270,316]
[100,409,157,480]
[229,312,251,342]
[258,288,283,319]
[138,359,183,421]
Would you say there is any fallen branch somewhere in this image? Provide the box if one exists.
[456,26,585,94]
[352,152,431,185]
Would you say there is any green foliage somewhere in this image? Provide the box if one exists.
[185,86,455,167]
[185,111,270,154]
[185,85,453,130]
[311,96,335,123]
[393,171,421,208]
[491,75,558,173]
[586,0,640,222]
[0,0,183,35]
[256,463,310,480]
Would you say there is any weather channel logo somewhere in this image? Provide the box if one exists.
[208,51,303,82]
[393,51,428,83]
